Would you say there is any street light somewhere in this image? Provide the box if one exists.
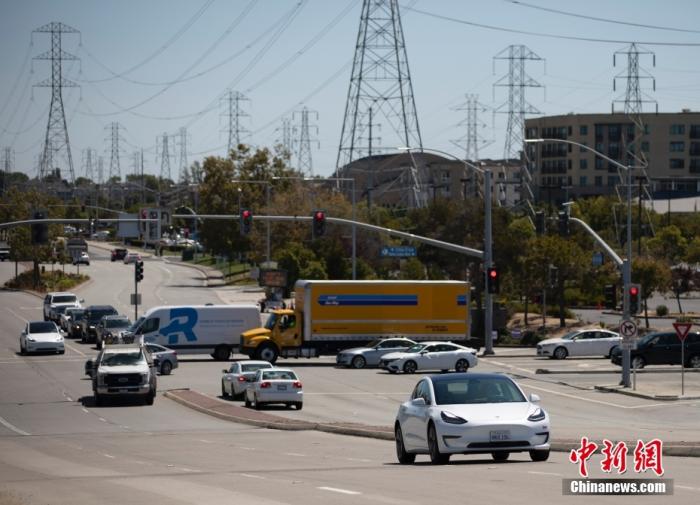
[525,137,634,387]
[397,146,495,356]
[273,175,356,279]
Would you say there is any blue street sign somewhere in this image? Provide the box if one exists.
[380,246,417,258]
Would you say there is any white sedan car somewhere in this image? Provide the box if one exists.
[336,338,417,369]
[244,368,303,410]
[20,321,65,355]
[537,328,621,359]
[394,373,550,464]
[380,341,478,374]
[221,360,273,399]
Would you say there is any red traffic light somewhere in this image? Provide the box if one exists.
[314,211,325,220]
[489,269,498,279]
[242,210,252,219]
[629,286,639,296]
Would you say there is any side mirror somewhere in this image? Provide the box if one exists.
[80,299,85,303]
[529,393,541,403]
[411,397,426,406]
[419,350,428,355]
[222,369,228,374]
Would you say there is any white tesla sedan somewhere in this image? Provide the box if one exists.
[20,321,65,355]
[379,341,478,374]
[394,373,550,464]
[537,328,621,359]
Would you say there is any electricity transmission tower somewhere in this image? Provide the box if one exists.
[2,147,15,174]
[97,156,104,185]
[493,45,544,160]
[81,148,96,181]
[33,22,80,183]
[177,127,189,182]
[105,122,124,182]
[337,0,423,206]
[156,133,172,186]
[294,107,319,176]
[275,117,294,158]
[451,94,492,161]
[220,90,250,154]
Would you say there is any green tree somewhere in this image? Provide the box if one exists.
[632,256,672,328]
[646,225,687,263]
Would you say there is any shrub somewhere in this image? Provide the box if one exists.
[655,305,669,317]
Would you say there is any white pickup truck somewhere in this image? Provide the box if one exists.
[90,344,158,406]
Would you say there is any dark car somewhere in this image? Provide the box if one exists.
[69,309,87,338]
[111,248,128,261]
[611,331,700,369]
[80,305,118,344]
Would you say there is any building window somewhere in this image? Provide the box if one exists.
[691,142,700,156]
[644,124,650,135]
[526,127,538,139]
[580,158,588,169]
[608,176,620,187]
[690,159,700,173]
[670,141,685,152]
[579,142,588,153]
[690,125,700,139]
[641,141,650,153]
[580,176,587,186]
[595,142,605,153]
[441,170,450,182]
[580,125,588,136]
[670,158,685,169]
[670,124,686,135]
[594,176,603,187]
[595,157,604,170]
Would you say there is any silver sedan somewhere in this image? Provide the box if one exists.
[221,360,273,399]
[336,338,416,369]
[144,343,178,375]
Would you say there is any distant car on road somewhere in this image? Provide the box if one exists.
[336,338,417,369]
[537,329,621,360]
[20,321,64,355]
[80,305,118,344]
[91,230,110,240]
[221,360,273,399]
[73,251,90,266]
[380,342,478,374]
[394,373,550,464]
[145,343,178,375]
[611,330,700,369]
[123,252,142,264]
[64,308,86,337]
[245,367,303,410]
[96,315,132,349]
[43,292,82,322]
[111,248,128,261]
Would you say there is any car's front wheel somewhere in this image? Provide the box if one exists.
[632,356,646,369]
[427,423,450,464]
[395,424,415,464]
[351,355,366,369]
[553,346,568,360]
[530,449,550,462]
[403,360,418,374]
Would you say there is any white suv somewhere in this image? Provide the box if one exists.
[43,292,83,322]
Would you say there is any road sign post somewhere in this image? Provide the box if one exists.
[673,322,692,396]
[619,319,638,349]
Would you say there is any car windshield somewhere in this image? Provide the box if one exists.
[433,377,527,405]
[101,351,146,366]
[53,295,77,304]
[262,370,297,380]
[89,309,116,321]
[264,314,278,330]
[405,344,428,353]
[70,310,85,318]
[242,363,272,372]
[29,322,57,333]
[54,306,68,314]
[365,340,382,348]
[106,319,130,328]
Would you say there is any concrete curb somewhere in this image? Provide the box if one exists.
[594,385,700,401]
[164,389,700,456]
[536,367,700,375]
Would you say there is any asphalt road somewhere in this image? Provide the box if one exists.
[2,249,700,504]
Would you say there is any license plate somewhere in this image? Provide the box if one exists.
[119,389,129,393]
[490,430,511,441]
[277,385,287,391]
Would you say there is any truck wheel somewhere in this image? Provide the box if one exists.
[212,345,231,361]
[145,389,155,405]
[95,395,104,407]
[256,343,279,363]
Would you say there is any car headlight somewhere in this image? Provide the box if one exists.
[441,411,468,424]
[141,373,149,383]
[27,337,35,342]
[527,408,546,422]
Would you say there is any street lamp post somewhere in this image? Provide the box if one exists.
[526,138,634,387]
[398,146,495,355]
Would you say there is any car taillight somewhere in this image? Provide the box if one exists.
[293,381,302,388]
[238,376,247,382]
[260,381,271,388]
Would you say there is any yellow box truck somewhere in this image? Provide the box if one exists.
[240,279,475,363]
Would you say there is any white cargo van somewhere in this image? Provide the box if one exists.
[131,305,260,360]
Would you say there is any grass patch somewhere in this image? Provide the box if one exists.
[5,269,89,293]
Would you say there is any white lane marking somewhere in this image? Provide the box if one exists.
[676,485,700,491]
[317,487,362,496]
[284,452,306,457]
[345,457,373,463]
[0,415,30,436]
[198,439,213,444]
[528,471,563,477]
[239,446,256,450]
[6,307,28,323]
[487,359,536,375]
[103,454,115,459]
[0,359,85,364]
[98,417,107,422]
[64,342,86,357]
[82,408,89,413]
[524,383,672,410]
[240,473,266,480]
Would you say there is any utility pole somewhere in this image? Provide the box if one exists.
[178,127,189,182]
[452,94,492,162]
[33,22,80,183]
[275,117,294,158]
[156,133,171,189]
[220,89,250,155]
[82,148,96,181]
[294,106,319,177]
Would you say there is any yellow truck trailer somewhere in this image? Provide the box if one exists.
[240,279,476,363]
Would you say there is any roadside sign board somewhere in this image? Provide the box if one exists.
[380,246,417,258]
[619,319,638,349]
[673,322,692,342]
[259,269,288,288]
[130,293,141,306]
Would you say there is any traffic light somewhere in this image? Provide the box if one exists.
[312,210,326,237]
[629,284,640,314]
[31,210,49,244]
[548,265,559,287]
[558,211,569,236]
[535,211,545,235]
[135,261,144,283]
[604,284,616,309]
[486,266,499,294]
[240,209,253,235]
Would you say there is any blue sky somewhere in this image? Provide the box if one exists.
[1,0,700,180]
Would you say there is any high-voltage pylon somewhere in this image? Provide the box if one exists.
[131,151,141,177]
[105,122,124,182]
[493,45,545,160]
[220,90,250,154]
[337,0,422,167]
[97,156,104,185]
[275,117,294,158]
[451,94,492,162]
[156,133,172,185]
[294,107,319,176]
[2,147,15,174]
[33,22,80,183]
[613,43,657,115]
[81,148,96,181]
[177,127,189,182]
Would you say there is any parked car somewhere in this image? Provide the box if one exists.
[80,305,118,344]
[144,343,178,375]
[336,338,417,369]
[537,329,621,360]
[20,321,64,355]
[91,230,110,240]
[244,367,303,410]
[610,331,700,369]
[43,292,82,321]
[96,315,132,349]
[111,248,128,261]
[221,360,273,399]
[380,342,478,374]
[394,373,550,464]
[123,252,142,264]
[73,251,90,266]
